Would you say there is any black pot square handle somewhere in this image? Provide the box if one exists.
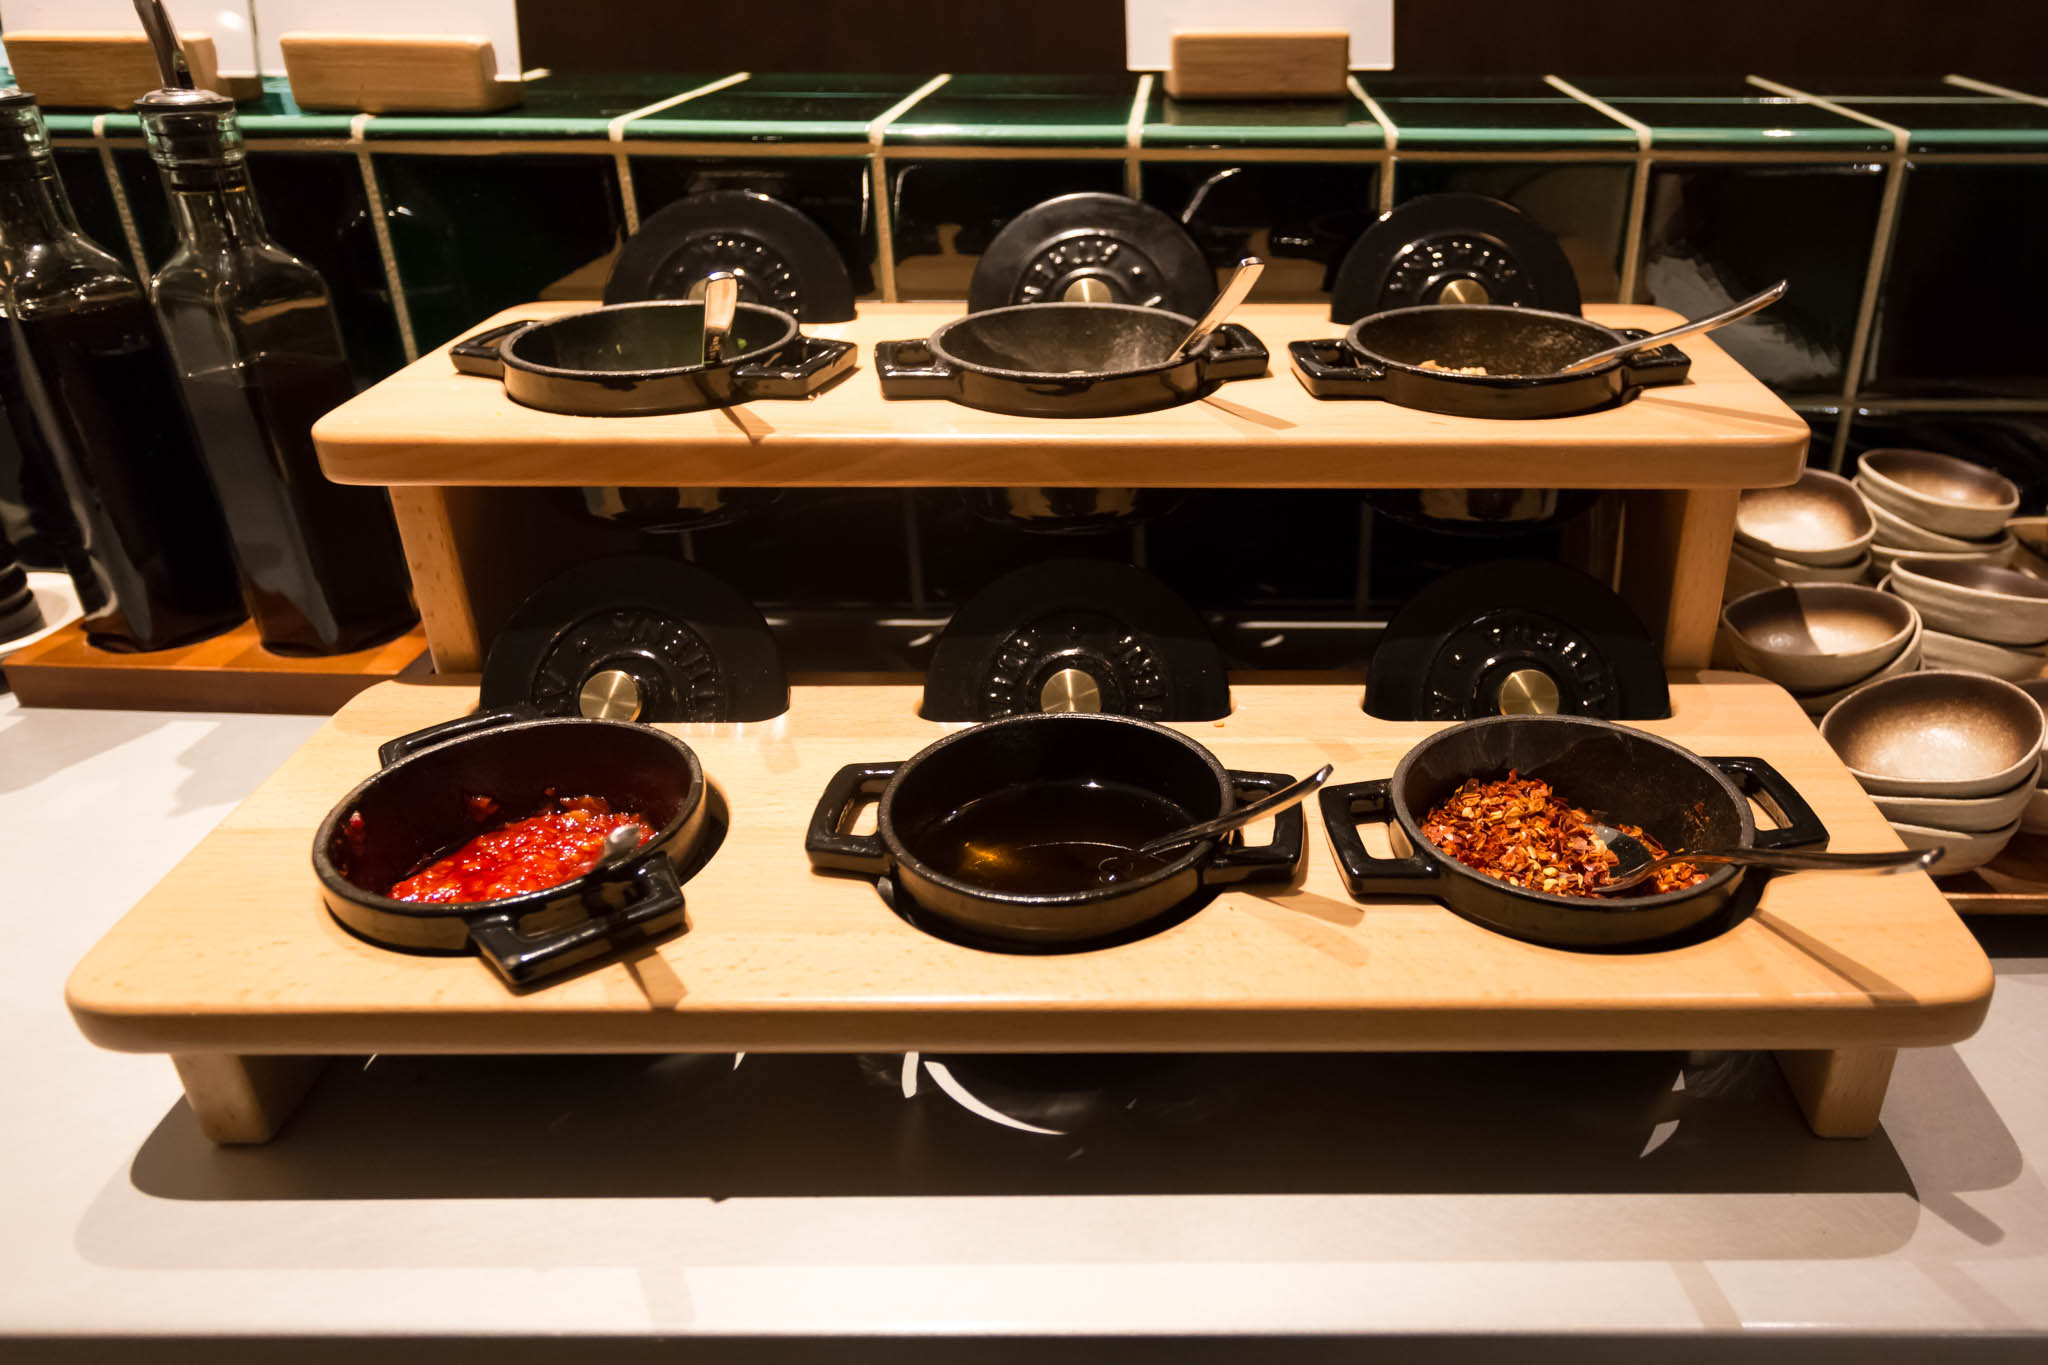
[735,335,858,399]
[804,761,900,874]
[1317,778,1444,900]
[873,339,961,399]
[1707,756,1830,853]
[468,856,686,987]
[1287,338,1388,399]
[1201,769,1307,886]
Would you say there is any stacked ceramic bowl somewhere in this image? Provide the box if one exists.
[1855,448,2020,579]
[1886,555,2048,682]
[1727,469,1874,594]
[1721,582,1923,716]
[1820,670,2046,875]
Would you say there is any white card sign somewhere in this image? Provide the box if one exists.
[0,2,260,78]
[252,0,521,78]
[1125,1,1394,71]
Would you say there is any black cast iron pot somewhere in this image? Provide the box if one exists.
[873,302,1268,418]
[1318,714,1828,949]
[312,707,710,986]
[1289,304,1691,419]
[450,299,856,416]
[805,712,1304,945]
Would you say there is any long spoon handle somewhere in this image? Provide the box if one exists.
[1135,763,1333,858]
[1666,845,1937,874]
[700,271,740,365]
[1556,279,1786,374]
[1173,257,1265,360]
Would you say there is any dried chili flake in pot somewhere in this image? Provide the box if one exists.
[1418,772,1706,897]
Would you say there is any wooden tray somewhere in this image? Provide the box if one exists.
[2,618,431,714]
[67,674,1993,1144]
[310,302,1810,491]
[1940,832,2048,914]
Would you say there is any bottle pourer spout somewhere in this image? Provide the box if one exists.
[132,0,194,90]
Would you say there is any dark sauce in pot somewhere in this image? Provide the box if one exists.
[922,780,1191,895]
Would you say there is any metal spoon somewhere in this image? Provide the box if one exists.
[1171,257,1265,361]
[594,822,650,872]
[699,270,740,365]
[1093,764,1333,885]
[1588,820,1936,895]
[1553,279,1787,375]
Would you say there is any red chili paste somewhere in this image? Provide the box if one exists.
[388,795,650,904]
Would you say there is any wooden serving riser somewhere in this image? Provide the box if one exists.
[2,617,431,714]
[67,674,1993,1145]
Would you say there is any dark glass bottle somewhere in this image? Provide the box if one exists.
[0,88,244,651]
[139,87,415,655]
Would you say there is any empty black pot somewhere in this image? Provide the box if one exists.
[1290,305,1690,419]
[874,302,1268,418]
[451,299,855,416]
[805,712,1304,944]
[1319,714,1827,949]
[313,707,711,986]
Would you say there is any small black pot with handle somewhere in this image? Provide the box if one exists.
[451,299,856,417]
[805,712,1304,945]
[1318,714,1829,949]
[313,707,711,987]
[1290,304,1690,419]
[874,302,1268,419]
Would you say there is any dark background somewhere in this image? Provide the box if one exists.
[520,1,2048,81]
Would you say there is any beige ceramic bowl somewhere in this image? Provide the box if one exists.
[1787,616,1924,716]
[1722,584,1918,692]
[1871,536,2017,579]
[1866,499,2002,555]
[1890,557,2048,645]
[1919,629,2048,683]
[2008,516,2048,578]
[1856,449,2020,539]
[1888,817,2020,876]
[1731,542,1873,585]
[1735,469,1874,566]
[1870,761,2040,833]
[1820,669,2047,797]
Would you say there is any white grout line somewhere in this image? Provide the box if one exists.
[1546,76,1653,302]
[1347,75,1398,213]
[351,112,419,363]
[1944,74,2048,108]
[865,73,951,303]
[91,114,153,284]
[606,71,751,233]
[1124,72,1154,199]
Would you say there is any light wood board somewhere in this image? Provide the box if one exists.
[67,675,1992,1057]
[311,303,1812,491]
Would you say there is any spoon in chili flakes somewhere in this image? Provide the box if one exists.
[1586,822,1938,895]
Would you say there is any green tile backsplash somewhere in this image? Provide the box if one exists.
[886,75,1136,147]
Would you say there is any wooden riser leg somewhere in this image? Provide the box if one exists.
[1774,1046,1898,1138]
[171,1054,329,1145]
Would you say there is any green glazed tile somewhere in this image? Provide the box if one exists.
[238,75,358,138]
[1355,76,1635,150]
[366,73,721,140]
[626,74,928,144]
[1569,77,1888,151]
[885,75,1136,147]
[1140,88,1384,148]
[1781,79,2048,150]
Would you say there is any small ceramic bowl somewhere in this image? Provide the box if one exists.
[1722,584,1918,692]
[1856,449,2020,540]
[2022,785,2048,835]
[1866,499,2002,555]
[1820,669,2047,797]
[1735,469,1874,566]
[2008,516,2048,576]
[2019,678,2048,737]
[1890,557,2048,645]
[1869,761,2040,833]
[1871,536,2017,579]
[1725,548,1786,603]
[1731,542,1873,585]
[1887,816,2021,876]
[1919,629,2048,683]
[1787,616,1924,716]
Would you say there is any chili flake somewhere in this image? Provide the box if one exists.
[1418,772,1706,897]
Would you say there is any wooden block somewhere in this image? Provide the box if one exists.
[1774,1046,1897,1139]
[1619,488,1741,671]
[171,1054,329,1144]
[280,33,521,113]
[0,617,431,714]
[1,31,258,108]
[1166,30,1349,100]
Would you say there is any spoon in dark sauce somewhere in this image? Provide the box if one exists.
[1095,764,1334,882]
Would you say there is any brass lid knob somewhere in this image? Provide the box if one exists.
[578,668,644,721]
[1438,277,1491,305]
[1495,667,1560,716]
[1062,277,1113,303]
[1038,667,1102,713]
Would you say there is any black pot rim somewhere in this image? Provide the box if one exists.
[928,301,1201,385]
[878,711,1226,908]
[498,299,801,382]
[310,715,707,922]
[1342,303,1631,388]
[1387,714,1751,912]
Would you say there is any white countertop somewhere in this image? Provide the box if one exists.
[4,635,2047,1359]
